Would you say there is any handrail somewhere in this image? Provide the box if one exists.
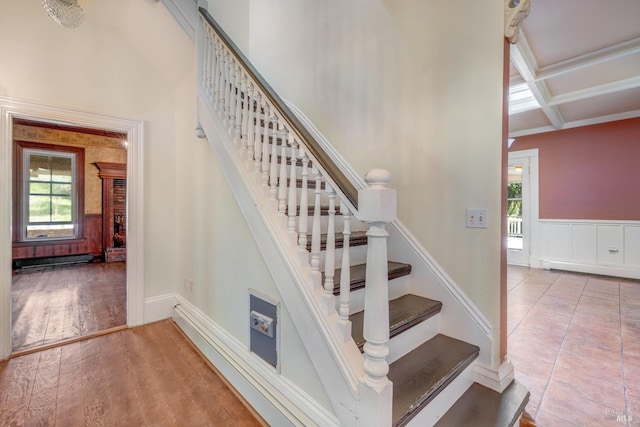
[199,8,359,210]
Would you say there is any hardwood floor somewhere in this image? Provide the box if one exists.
[0,320,265,426]
[12,262,126,354]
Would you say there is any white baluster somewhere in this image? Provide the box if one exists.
[228,62,237,137]
[298,147,309,250]
[261,104,271,188]
[241,76,251,152]
[202,27,211,95]
[213,40,222,112]
[222,54,231,123]
[337,205,352,342]
[233,66,243,144]
[253,93,263,173]
[310,167,322,274]
[278,128,289,214]
[245,84,255,163]
[323,183,336,312]
[269,116,280,200]
[360,169,396,392]
[287,134,299,233]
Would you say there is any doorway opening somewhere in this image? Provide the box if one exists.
[10,119,128,354]
[1,96,145,360]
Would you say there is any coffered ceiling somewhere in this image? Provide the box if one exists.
[508,0,640,137]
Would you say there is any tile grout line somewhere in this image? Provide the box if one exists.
[507,268,545,338]
[533,271,585,426]
[619,280,631,427]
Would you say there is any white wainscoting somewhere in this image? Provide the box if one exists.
[538,220,640,279]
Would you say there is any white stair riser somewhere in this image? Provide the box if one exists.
[404,362,475,427]
[387,315,439,364]
[346,275,411,315]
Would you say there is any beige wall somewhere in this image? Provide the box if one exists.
[245,0,506,355]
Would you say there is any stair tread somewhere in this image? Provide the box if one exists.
[285,205,343,216]
[350,294,442,350]
[306,230,368,251]
[330,261,412,295]
[389,334,479,427]
[434,380,530,427]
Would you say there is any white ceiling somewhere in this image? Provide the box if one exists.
[508,0,640,137]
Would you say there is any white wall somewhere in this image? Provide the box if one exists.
[243,0,506,354]
[0,0,333,411]
[206,0,251,54]
[0,0,195,299]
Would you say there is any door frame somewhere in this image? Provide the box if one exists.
[1,96,145,359]
[507,148,539,267]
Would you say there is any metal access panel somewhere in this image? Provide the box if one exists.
[249,290,279,369]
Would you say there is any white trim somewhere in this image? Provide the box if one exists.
[539,219,640,225]
[197,93,362,424]
[286,99,495,366]
[508,109,640,138]
[541,260,640,281]
[160,0,197,41]
[144,294,178,324]
[535,219,640,280]
[172,294,340,427]
[474,359,515,393]
[0,96,145,360]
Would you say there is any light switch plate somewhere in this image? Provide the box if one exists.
[466,209,488,228]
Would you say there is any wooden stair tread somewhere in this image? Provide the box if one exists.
[285,205,343,216]
[306,230,368,251]
[330,261,412,295]
[434,381,530,427]
[389,334,479,427]
[350,294,442,350]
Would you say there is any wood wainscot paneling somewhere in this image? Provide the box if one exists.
[12,239,89,259]
[85,213,103,259]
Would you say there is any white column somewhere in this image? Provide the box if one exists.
[245,84,255,163]
[359,169,396,391]
[261,104,271,188]
[233,66,243,144]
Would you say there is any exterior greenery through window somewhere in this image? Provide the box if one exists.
[507,183,522,218]
[25,150,76,239]
[13,140,85,243]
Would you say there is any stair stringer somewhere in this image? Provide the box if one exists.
[197,94,367,425]
[285,100,495,369]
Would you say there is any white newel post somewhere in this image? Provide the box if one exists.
[359,169,395,426]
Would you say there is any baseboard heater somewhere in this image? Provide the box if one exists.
[13,253,95,270]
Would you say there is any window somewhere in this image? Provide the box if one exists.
[14,141,85,242]
[24,150,76,239]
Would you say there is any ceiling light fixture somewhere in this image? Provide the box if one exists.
[42,0,85,28]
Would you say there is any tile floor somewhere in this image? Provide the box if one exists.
[508,266,640,427]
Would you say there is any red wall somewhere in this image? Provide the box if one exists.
[510,118,640,220]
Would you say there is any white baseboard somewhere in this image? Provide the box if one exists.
[172,295,339,427]
[474,359,515,393]
[541,259,640,280]
[143,293,177,324]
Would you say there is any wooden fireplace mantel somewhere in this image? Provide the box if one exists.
[94,162,126,256]
[95,162,127,180]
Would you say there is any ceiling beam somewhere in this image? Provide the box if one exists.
[548,76,640,106]
[510,31,564,129]
[535,37,640,82]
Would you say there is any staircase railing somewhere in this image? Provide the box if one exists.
[197,8,395,421]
